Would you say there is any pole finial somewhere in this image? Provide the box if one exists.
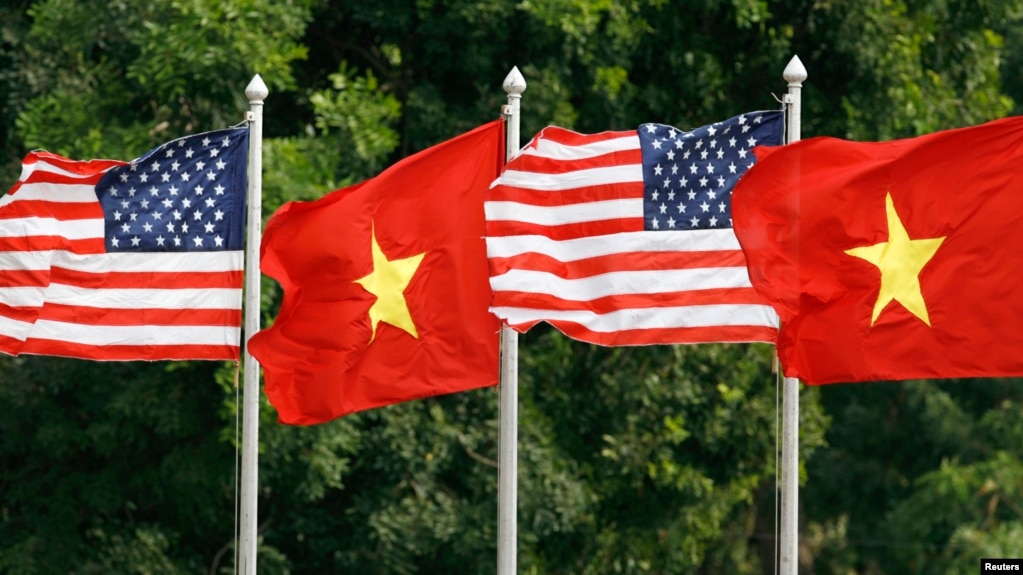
[503,67,527,96]
[783,55,807,86]
[245,74,269,102]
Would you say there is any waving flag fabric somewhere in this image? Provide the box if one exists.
[732,115,1023,384]
[248,120,503,425]
[0,128,248,361]
[485,111,783,346]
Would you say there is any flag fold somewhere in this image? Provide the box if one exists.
[485,111,784,346]
[732,115,1023,384]
[0,128,249,361]
[248,120,504,425]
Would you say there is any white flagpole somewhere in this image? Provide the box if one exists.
[779,55,806,575]
[497,65,526,575]
[239,73,268,575]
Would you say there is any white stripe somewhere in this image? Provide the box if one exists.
[521,132,640,161]
[52,250,243,273]
[486,229,741,260]
[44,284,242,310]
[0,216,103,240]
[492,304,779,331]
[0,182,100,205]
[490,267,754,299]
[0,313,32,342]
[493,164,642,191]
[0,287,46,308]
[0,251,53,271]
[28,320,241,346]
[484,198,643,225]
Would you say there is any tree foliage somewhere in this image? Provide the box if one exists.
[2,0,1023,573]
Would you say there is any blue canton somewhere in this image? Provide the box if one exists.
[638,110,783,231]
[96,127,249,252]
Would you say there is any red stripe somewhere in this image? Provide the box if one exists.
[506,148,641,175]
[0,333,25,355]
[0,236,105,253]
[17,339,239,361]
[489,250,749,278]
[528,126,634,147]
[19,171,107,186]
[0,200,103,221]
[24,151,124,177]
[0,269,49,288]
[491,288,770,314]
[507,320,777,346]
[486,217,644,241]
[487,182,643,205]
[38,303,241,327]
[49,267,243,289]
[0,303,38,323]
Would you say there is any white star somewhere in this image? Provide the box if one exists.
[143,222,153,232]
[193,236,203,247]
[131,236,141,246]
[214,185,225,195]
[156,235,166,246]
[654,164,663,176]
[709,216,719,227]
[182,198,192,208]
[166,222,176,233]
[202,137,211,146]
[119,173,129,183]
[206,171,216,181]
[161,172,170,182]
[113,210,122,221]
[111,237,120,247]
[213,209,224,221]
[196,160,206,171]
[150,160,160,171]
[667,217,676,228]
[214,235,224,247]
[181,172,191,182]
[700,202,710,212]
[193,210,203,221]
[204,222,214,233]
[120,222,130,233]
[139,173,149,183]
[173,235,181,246]
[210,148,220,158]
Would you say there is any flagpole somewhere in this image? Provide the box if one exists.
[239,73,268,575]
[497,65,526,575]
[779,55,806,575]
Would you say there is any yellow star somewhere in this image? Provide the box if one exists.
[354,225,426,341]
[845,192,945,326]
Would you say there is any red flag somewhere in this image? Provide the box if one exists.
[732,115,1023,384]
[248,120,504,424]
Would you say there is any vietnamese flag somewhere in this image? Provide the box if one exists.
[248,120,504,424]
[732,115,1023,385]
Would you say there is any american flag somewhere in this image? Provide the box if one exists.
[485,111,783,346]
[0,127,248,360]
